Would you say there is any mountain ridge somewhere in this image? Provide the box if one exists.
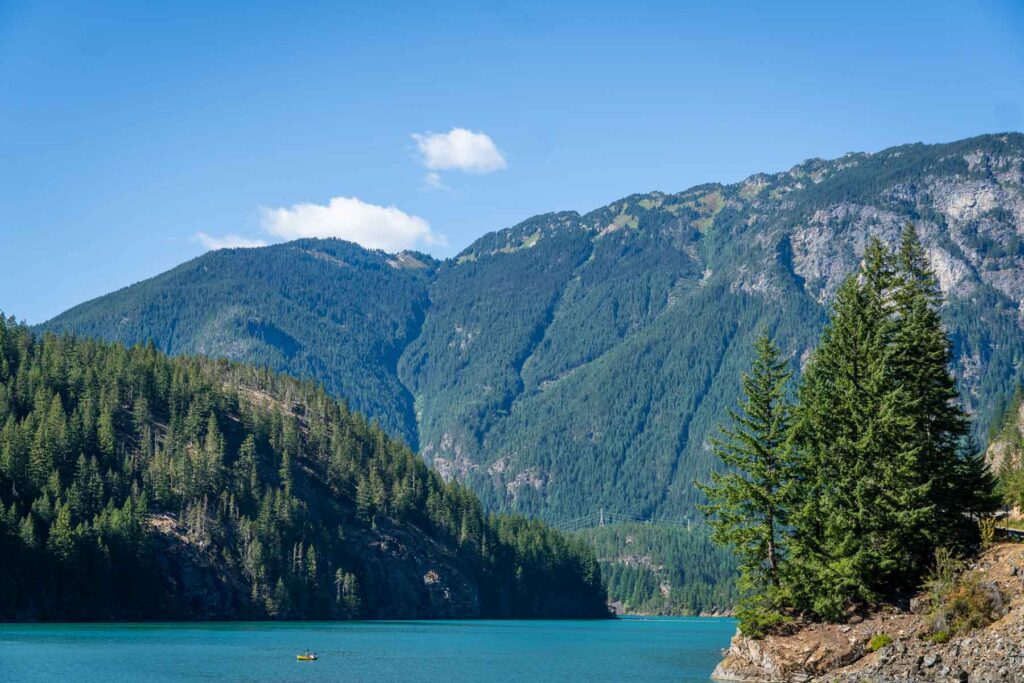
[42,132,1024,524]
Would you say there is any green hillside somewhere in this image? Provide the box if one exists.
[576,522,737,615]
[0,316,607,620]
[42,133,1024,525]
[40,240,436,447]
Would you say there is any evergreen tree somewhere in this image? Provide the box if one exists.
[278,449,293,497]
[956,436,1001,518]
[305,544,318,587]
[787,236,996,620]
[18,513,36,548]
[340,571,361,615]
[891,225,996,545]
[788,246,924,618]
[233,435,259,504]
[696,333,794,634]
[97,405,117,459]
[368,465,388,519]
[46,501,75,563]
[355,473,373,522]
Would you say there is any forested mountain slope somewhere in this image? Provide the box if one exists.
[41,240,436,447]
[575,523,737,616]
[43,133,1024,523]
[0,317,608,620]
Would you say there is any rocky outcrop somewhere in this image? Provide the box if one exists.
[986,398,1024,474]
[712,544,1024,683]
[712,612,916,682]
[145,510,486,620]
[836,618,1024,682]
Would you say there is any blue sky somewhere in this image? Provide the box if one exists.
[2,0,1022,323]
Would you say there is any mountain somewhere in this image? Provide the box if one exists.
[42,133,1024,526]
[0,317,608,620]
[40,240,437,448]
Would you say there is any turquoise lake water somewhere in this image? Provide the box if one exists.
[0,617,735,682]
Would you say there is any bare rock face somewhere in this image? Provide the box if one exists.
[790,203,908,302]
[712,614,910,682]
[986,399,1024,473]
[712,545,1024,683]
[146,511,486,620]
[834,622,1024,682]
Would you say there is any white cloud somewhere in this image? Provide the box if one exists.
[259,196,444,252]
[195,232,268,250]
[411,128,507,174]
[422,171,449,191]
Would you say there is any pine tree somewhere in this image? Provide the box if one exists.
[355,473,374,522]
[97,405,117,459]
[368,465,388,516]
[233,435,259,503]
[47,501,75,563]
[271,577,289,618]
[278,449,293,497]
[29,421,54,490]
[341,571,361,615]
[305,544,318,587]
[2,416,29,493]
[788,235,996,620]
[956,436,1001,518]
[891,224,997,547]
[696,332,794,635]
[19,513,36,548]
[199,414,225,495]
[788,247,923,618]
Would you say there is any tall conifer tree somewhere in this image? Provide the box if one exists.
[788,234,996,620]
[891,224,997,546]
[697,332,794,634]
[787,257,910,618]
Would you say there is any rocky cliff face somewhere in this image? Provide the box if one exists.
[986,396,1024,474]
[144,511,487,620]
[711,544,1024,683]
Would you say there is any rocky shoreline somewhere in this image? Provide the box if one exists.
[711,544,1024,682]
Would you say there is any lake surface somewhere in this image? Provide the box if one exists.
[0,617,735,682]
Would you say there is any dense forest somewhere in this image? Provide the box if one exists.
[576,523,736,615]
[699,227,999,636]
[0,316,608,620]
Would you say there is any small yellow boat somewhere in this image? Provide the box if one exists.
[297,652,319,661]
